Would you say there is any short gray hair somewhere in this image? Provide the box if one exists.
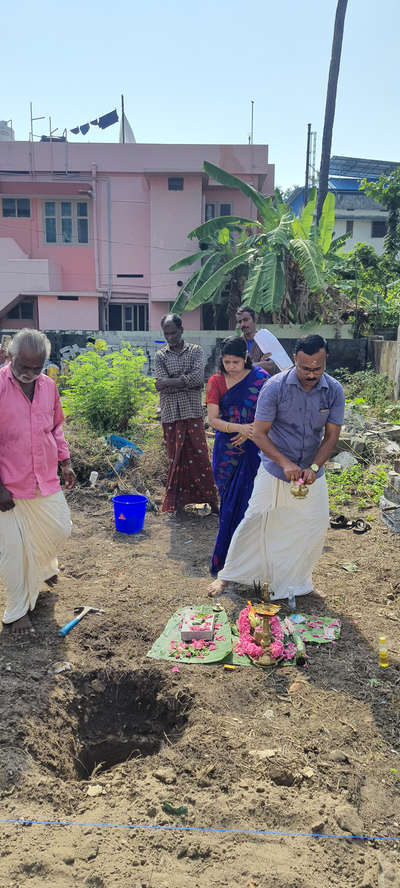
[9,329,51,361]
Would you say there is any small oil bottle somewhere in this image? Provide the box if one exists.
[287,587,296,611]
[379,636,389,668]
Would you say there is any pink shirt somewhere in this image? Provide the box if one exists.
[0,364,70,499]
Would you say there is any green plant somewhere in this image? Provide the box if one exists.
[61,343,157,434]
[327,463,388,511]
[335,367,395,412]
[170,165,341,325]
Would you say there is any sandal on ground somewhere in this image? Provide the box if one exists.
[353,519,371,534]
[330,515,355,529]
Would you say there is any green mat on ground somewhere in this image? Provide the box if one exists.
[147,605,237,665]
[146,607,341,667]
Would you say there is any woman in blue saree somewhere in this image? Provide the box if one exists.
[206,337,269,576]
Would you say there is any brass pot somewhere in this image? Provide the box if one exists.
[290,483,309,498]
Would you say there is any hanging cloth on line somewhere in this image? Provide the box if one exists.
[98,109,119,129]
[70,109,118,136]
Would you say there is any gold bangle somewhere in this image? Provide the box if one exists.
[225,423,230,433]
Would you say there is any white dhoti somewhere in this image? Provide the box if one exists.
[0,490,72,623]
[218,465,329,600]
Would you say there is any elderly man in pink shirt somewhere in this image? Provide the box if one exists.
[0,328,75,638]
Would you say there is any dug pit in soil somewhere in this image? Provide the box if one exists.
[26,668,192,782]
[73,668,192,779]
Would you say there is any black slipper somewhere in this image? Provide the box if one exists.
[330,515,355,529]
[353,519,371,534]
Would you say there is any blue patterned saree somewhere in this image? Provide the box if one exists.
[210,367,268,575]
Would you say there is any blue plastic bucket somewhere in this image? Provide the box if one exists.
[112,494,147,534]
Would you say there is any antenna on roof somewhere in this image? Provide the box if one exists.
[250,100,254,145]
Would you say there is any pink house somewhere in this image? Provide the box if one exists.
[0,141,274,331]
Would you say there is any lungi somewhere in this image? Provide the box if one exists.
[218,465,329,600]
[162,419,218,513]
[0,490,72,623]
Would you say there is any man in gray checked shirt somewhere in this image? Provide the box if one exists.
[155,314,218,516]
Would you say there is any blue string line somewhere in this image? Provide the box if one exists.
[0,818,399,842]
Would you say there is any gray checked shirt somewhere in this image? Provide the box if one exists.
[155,342,205,423]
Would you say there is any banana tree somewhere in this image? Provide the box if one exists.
[170,161,339,324]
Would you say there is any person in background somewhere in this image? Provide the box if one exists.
[236,305,278,374]
[208,335,345,600]
[155,314,218,516]
[206,337,269,576]
[0,329,75,638]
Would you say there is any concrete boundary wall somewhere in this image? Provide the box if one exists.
[1,324,370,379]
[369,326,400,399]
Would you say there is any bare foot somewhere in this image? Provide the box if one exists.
[45,574,58,588]
[7,613,36,638]
[208,578,227,598]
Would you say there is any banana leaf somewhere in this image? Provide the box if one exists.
[318,192,335,254]
[188,215,260,241]
[289,238,325,292]
[203,161,278,226]
[170,250,211,271]
[184,249,255,310]
[241,251,285,313]
[170,268,201,313]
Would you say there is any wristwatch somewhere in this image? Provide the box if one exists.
[310,463,319,473]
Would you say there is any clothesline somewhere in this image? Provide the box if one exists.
[70,109,119,136]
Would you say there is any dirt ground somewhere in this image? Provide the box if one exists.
[0,477,399,888]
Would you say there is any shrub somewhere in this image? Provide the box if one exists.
[335,366,394,408]
[327,463,387,511]
[61,343,157,434]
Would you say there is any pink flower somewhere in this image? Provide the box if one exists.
[192,640,206,650]
[215,635,226,641]
[208,643,216,650]
[215,623,222,628]
[185,651,191,657]
[171,666,180,673]
[270,639,284,659]
[198,654,205,658]
[282,642,297,661]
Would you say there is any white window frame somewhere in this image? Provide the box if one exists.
[42,199,89,245]
[2,197,31,218]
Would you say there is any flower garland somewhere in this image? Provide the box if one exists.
[234,605,297,662]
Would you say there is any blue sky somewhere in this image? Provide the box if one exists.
[3,0,400,188]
